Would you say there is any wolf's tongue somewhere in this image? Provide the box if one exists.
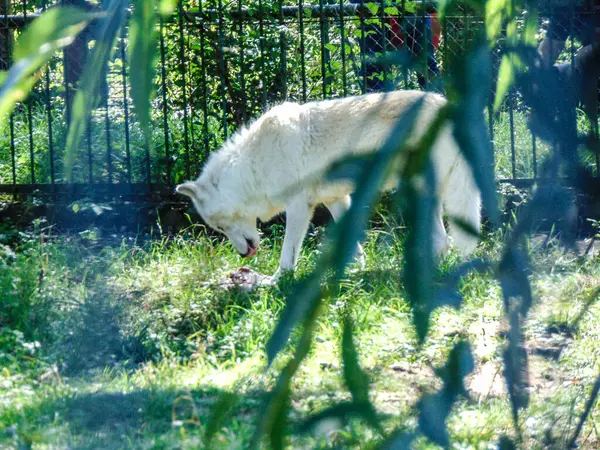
[246,246,257,258]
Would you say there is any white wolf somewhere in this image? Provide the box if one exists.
[176,90,481,280]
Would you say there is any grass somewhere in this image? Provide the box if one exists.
[1,210,600,449]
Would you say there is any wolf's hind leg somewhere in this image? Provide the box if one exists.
[325,196,366,268]
[274,196,314,280]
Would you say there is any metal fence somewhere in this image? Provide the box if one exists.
[0,0,598,202]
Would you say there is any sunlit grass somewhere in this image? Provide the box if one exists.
[1,219,600,448]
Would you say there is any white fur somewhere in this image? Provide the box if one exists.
[176,91,481,279]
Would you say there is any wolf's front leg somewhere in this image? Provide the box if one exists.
[273,197,314,281]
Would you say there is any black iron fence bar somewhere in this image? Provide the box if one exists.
[5,1,15,194]
[299,0,308,101]
[9,114,16,195]
[257,0,267,106]
[218,0,229,137]
[532,134,537,178]
[23,0,36,185]
[159,15,171,185]
[339,0,347,97]
[279,0,288,100]
[380,0,388,91]
[177,6,191,181]
[509,95,516,180]
[359,0,366,94]
[42,1,56,184]
[197,0,210,171]
[86,117,93,183]
[186,30,197,174]
[319,0,328,97]
[119,28,132,184]
[104,73,113,184]
[239,0,248,122]
[401,0,408,86]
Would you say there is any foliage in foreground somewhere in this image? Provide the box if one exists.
[1,0,600,448]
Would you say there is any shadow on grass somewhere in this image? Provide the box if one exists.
[10,385,263,449]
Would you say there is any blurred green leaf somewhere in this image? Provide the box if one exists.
[365,2,380,15]
[418,341,474,446]
[451,42,500,226]
[342,319,370,404]
[15,6,92,62]
[494,55,514,111]
[129,0,160,162]
[485,0,505,43]
[398,106,450,342]
[64,0,127,181]
[0,6,92,120]
[203,392,238,449]
[342,319,380,431]
[329,98,425,278]
[268,99,425,365]
[498,247,531,433]
[159,0,178,16]
[254,297,323,449]
[298,402,378,434]
[266,271,324,365]
[567,373,600,449]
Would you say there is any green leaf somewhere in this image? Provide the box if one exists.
[494,55,514,111]
[384,6,399,15]
[498,246,532,433]
[397,106,451,342]
[0,6,92,120]
[328,98,425,278]
[64,0,127,181]
[298,402,378,434]
[342,319,380,431]
[567,373,600,449]
[203,392,238,449]
[485,0,505,43]
[418,341,474,446]
[266,271,324,365]
[14,6,92,62]
[129,0,159,166]
[523,10,538,46]
[450,43,500,226]
[365,2,380,15]
[253,297,323,448]
[159,0,178,17]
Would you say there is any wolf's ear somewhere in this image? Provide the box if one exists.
[175,181,200,199]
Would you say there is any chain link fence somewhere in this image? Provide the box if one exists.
[0,0,598,201]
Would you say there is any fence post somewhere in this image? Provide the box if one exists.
[0,0,11,71]
[299,0,307,101]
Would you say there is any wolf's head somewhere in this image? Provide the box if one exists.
[176,179,260,258]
